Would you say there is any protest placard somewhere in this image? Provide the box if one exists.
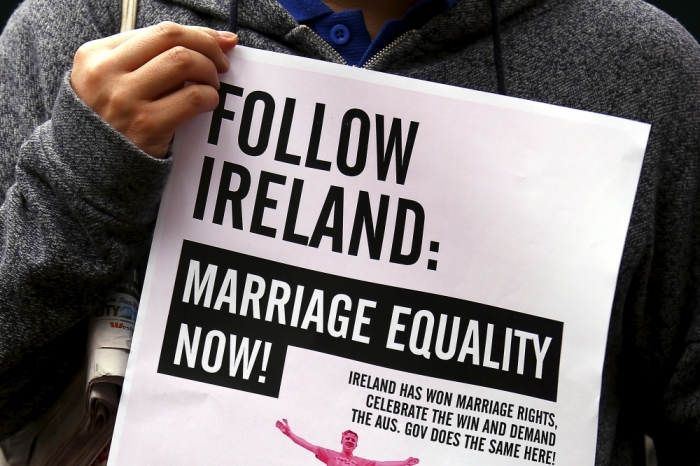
[109,46,649,465]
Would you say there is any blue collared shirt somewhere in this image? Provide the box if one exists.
[277,0,458,66]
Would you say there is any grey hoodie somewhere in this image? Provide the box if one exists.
[0,0,699,464]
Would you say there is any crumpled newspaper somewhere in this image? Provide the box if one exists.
[0,271,139,466]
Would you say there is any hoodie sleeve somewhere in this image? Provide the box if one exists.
[0,0,173,439]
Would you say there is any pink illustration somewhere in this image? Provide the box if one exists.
[276,419,420,466]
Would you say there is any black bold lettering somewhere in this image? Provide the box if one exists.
[239,91,275,156]
[213,162,251,229]
[376,115,419,185]
[305,103,331,171]
[337,109,370,177]
[283,178,310,246]
[193,156,215,220]
[348,191,389,260]
[309,186,344,252]
[208,83,243,145]
[274,98,302,165]
[251,171,287,238]
[390,198,425,265]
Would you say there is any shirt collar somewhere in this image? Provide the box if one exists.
[277,0,458,25]
[276,0,458,66]
[276,0,333,22]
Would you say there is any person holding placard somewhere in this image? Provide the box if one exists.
[0,0,699,465]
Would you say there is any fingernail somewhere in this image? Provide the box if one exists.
[218,31,237,39]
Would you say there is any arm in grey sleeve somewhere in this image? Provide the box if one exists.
[621,28,700,463]
[0,0,172,439]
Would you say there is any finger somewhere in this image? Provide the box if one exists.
[75,28,143,58]
[113,22,233,72]
[128,47,220,100]
[122,84,219,157]
[93,28,144,49]
[145,83,219,136]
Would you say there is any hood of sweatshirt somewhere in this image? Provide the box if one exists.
[163,0,560,68]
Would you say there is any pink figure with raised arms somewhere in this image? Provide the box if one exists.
[276,419,420,466]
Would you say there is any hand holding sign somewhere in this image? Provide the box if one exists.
[70,22,237,158]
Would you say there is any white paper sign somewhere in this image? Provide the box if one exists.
[109,46,649,466]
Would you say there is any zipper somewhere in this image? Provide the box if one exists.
[299,25,348,65]
[299,25,417,70]
[362,30,417,70]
